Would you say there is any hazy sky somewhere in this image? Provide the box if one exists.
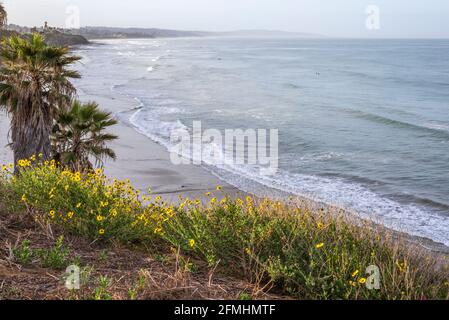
[4,0,449,38]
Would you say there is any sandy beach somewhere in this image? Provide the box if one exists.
[85,92,246,202]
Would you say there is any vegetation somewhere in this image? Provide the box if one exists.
[0,29,447,300]
[0,34,81,167]
[52,100,118,171]
[11,236,71,269]
[0,2,6,29]
[1,161,448,300]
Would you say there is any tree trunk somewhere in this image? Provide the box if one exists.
[11,112,52,172]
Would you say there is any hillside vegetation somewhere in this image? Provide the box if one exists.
[1,160,448,300]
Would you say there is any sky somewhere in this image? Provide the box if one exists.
[4,0,449,38]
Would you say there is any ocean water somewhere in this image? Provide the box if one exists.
[74,37,449,246]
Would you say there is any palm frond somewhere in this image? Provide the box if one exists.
[51,100,119,171]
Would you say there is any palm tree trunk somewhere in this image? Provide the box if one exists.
[11,107,52,171]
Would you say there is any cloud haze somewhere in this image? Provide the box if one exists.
[4,0,449,38]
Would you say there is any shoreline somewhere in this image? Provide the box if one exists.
[1,89,449,256]
[77,89,244,203]
[77,89,449,256]
[0,40,448,255]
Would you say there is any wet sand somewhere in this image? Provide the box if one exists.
[77,91,244,202]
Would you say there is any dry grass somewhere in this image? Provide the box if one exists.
[0,209,282,300]
[1,163,449,300]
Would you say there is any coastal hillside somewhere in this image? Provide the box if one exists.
[73,26,322,39]
[1,32,89,46]
[6,24,89,46]
[43,32,89,46]
[74,26,205,39]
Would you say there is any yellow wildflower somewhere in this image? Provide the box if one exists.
[49,210,55,218]
[317,222,324,230]
[67,212,74,219]
[189,239,196,248]
[17,159,31,168]
[21,194,27,202]
[99,229,105,235]
[205,192,211,196]
[396,260,406,273]
[96,215,103,222]
[154,227,163,234]
[315,242,325,249]
[76,202,82,208]
[216,185,222,191]
[210,197,217,205]
[95,168,103,175]
[352,270,359,278]
[358,278,367,284]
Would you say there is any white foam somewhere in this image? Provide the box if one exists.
[127,106,449,247]
[204,157,449,247]
[424,121,449,132]
[117,51,136,57]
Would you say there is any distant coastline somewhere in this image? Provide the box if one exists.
[74,26,323,40]
[0,28,89,46]
[6,23,323,43]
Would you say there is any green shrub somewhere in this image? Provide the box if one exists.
[3,160,156,244]
[158,197,449,299]
[1,162,449,299]
[12,240,33,265]
[35,236,70,269]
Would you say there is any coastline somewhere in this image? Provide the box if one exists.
[67,90,449,255]
[1,90,449,255]
[0,39,448,255]
[0,90,240,204]
[76,89,244,203]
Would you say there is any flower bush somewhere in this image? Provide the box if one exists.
[2,158,157,243]
[1,158,448,299]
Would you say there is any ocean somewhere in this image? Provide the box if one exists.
[74,37,449,246]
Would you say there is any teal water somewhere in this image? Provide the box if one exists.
[75,38,449,245]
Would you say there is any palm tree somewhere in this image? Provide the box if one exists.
[0,2,7,29]
[0,34,81,168]
[52,100,118,172]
